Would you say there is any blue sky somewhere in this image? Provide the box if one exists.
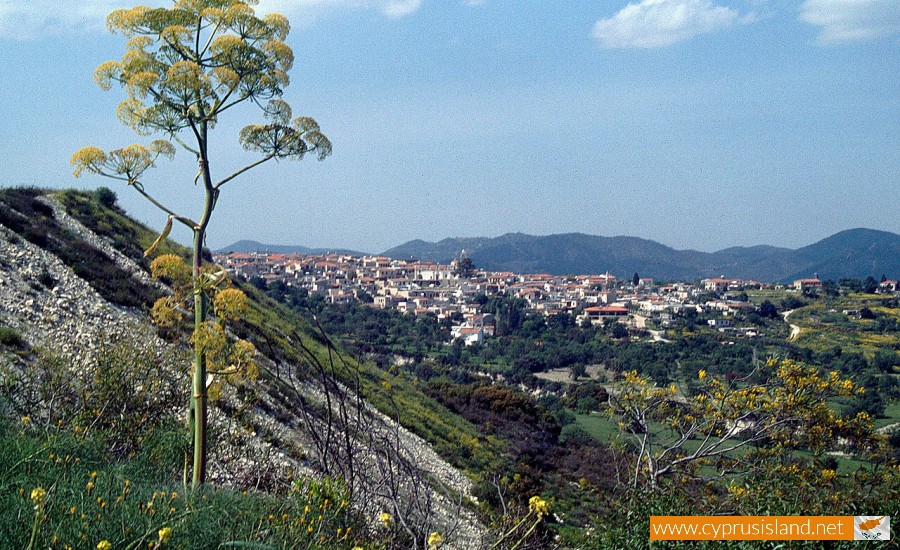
[0,0,898,253]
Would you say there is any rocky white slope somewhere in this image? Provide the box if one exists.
[0,193,483,547]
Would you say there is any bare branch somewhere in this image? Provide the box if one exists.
[214,153,276,189]
[131,181,197,228]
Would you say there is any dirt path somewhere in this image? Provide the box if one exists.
[782,309,801,341]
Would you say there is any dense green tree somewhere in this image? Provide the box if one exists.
[93,186,118,208]
[839,278,863,292]
[72,0,331,487]
[758,299,778,319]
[569,363,587,381]
[781,295,806,311]
[610,323,629,339]
[863,276,879,294]
[454,255,477,279]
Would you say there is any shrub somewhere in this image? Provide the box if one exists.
[0,325,23,347]
[93,186,118,208]
[0,334,187,459]
[37,271,56,289]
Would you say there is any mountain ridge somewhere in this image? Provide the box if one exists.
[220,228,900,282]
[217,239,365,256]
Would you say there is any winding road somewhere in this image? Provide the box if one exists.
[782,309,801,341]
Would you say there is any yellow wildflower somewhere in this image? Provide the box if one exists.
[428,531,444,547]
[528,495,550,518]
[213,288,248,321]
[379,511,392,526]
[30,487,47,506]
[698,370,707,380]
[97,541,112,550]
[158,526,172,543]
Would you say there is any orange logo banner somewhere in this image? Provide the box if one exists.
[650,516,859,541]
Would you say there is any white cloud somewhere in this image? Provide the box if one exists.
[593,0,752,49]
[381,0,422,18]
[0,0,424,40]
[800,0,900,43]
[0,1,120,40]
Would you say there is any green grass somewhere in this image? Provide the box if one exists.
[574,413,619,443]
[745,289,791,304]
[55,189,193,264]
[875,400,900,430]
[0,422,361,549]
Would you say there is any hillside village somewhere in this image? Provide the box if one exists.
[216,251,899,346]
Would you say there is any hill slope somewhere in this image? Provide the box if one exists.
[0,188,484,545]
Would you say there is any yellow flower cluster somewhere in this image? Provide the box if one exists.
[151,296,182,329]
[213,288,249,321]
[30,487,47,506]
[149,254,191,285]
[428,531,444,548]
[528,495,550,518]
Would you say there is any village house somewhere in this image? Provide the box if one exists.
[793,275,822,292]
[702,277,742,293]
[452,326,484,346]
[579,305,630,326]
[214,250,779,347]
[879,280,899,293]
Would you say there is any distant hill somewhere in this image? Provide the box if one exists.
[217,239,365,256]
[382,229,900,282]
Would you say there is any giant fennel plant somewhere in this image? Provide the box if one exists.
[72,0,331,488]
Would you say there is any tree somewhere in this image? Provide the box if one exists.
[93,186,118,208]
[632,272,639,287]
[781,295,806,311]
[453,255,476,279]
[71,0,331,488]
[863,276,879,294]
[569,363,587,381]
[757,300,778,320]
[839,278,862,292]
[608,359,880,489]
